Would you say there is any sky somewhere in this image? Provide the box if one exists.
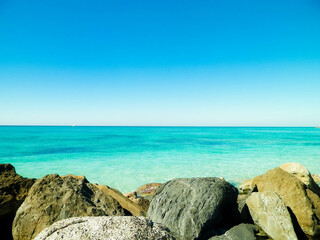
[0,0,320,126]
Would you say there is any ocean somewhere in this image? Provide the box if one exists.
[0,126,319,192]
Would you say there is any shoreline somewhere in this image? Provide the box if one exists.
[1,162,320,239]
[4,162,319,193]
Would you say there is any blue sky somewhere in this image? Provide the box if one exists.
[0,0,319,126]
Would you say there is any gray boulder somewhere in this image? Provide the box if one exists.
[209,224,258,240]
[12,174,127,240]
[34,216,175,240]
[147,177,238,240]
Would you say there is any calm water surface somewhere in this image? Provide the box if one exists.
[0,126,319,192]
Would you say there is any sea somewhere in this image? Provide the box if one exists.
[0,126,319,193]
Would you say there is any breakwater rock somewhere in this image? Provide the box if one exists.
[147,177,239,240]
[34,216,175,240]
[0,164,35,240]
[209,223,258,240]
[246,191,298,240]
[12,174,127,240]
[0,162,319,239]
[251,167,320,238]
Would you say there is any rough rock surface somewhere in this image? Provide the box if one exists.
[12,174,126,240]
[251,168,320,238]
[280,162,320,196]
[239,179,252,195]
[136,183,162,200]
[147,177,238,240]
[94,184,146,216]
[124,191,150,212]
[34,216,175,240]
[0,164,35,240]
[312,174,320,185]
[237,196,253,224]
[246,191,298,240]
[209,224,258,240]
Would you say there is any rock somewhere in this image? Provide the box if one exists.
[123,191,136,198]
[209,224,258,240]
[237,194,247,202]
[12,174,127,240]
[238,184,258,224]
[246,191,298,240]
[124,191,150,212]
[305,189,320,224]
[237,196,253,224]
[34,216,175,240]
[147,177,238,240]
[279,163,310,184]
[312,174,320,185]
[136,183,162,200]
[251,168,320,238]
[239,179,252,195]
[0,164,35,240]
[94,184,146,216]
[280,163,320,196]
[61,174,86,180]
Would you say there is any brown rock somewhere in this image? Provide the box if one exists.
[251,168,320,238]
[123,191,136,198]
[0,164,35,240]
[124,191,150,212]
[306,189,320,221]
[94,184,146,216]
[61,174,86,180]
[12,174,126,240]
[280,162,320,196]
[312,174,320,185]
[246,191,298,240]
[239,179,252,195]
[136,183,161,199]
[237,194,247,202]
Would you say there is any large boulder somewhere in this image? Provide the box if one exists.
[0,164,35,240]
[251,168,320,238]
[12,174,127,240]
[209,224,258,240]
[147,177,239,240]
[34,216,175,240]
[280,162,320,196]
[246,191,298,240]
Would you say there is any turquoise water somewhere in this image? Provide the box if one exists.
[0,126,319,192]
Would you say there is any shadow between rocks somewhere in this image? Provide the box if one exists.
[198,202,243,239]
[0,213,14,240]
[287,207,308,240]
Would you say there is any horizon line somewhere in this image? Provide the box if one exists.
[0,124,317,128]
